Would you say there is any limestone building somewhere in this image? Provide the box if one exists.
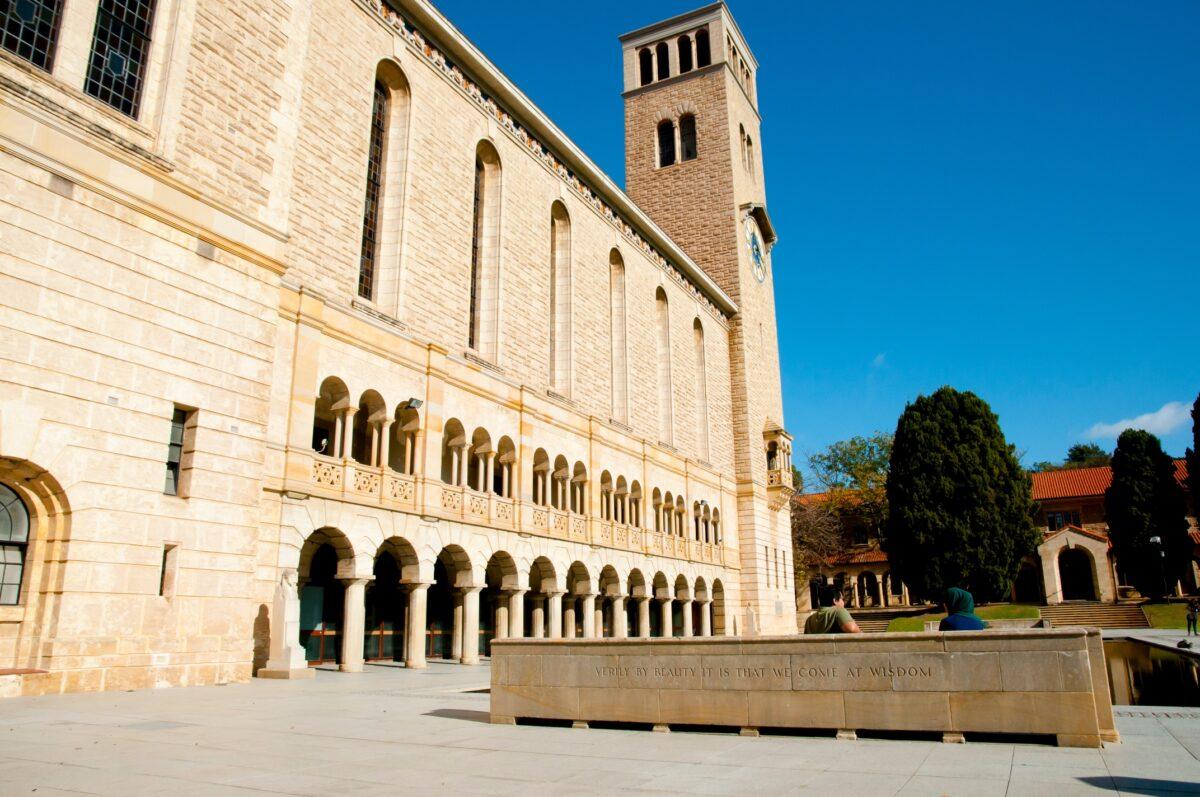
[0,0,795,696]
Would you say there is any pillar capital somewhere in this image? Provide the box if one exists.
[404,581,433,592]
[339,576,374,587]
[459,585,483,595]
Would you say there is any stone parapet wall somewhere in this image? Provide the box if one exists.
[490,629,1118,748]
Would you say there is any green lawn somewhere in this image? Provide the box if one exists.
[886,603,1041,632]
[1142,603,1187,630]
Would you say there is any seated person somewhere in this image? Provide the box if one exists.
[804,586,862,634]
[938,587,987,631]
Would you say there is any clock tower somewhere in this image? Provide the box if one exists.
[621,4,799,634]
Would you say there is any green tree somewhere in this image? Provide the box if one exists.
[1105,429,1190,598]
[807,432,892,531]
[1065,442,1112,469]
[1189,393,1199,517]
[885,387,1039,602]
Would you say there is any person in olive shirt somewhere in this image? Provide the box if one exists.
[804,586,863,634]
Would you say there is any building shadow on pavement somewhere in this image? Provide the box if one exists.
[1079,776,1200,795]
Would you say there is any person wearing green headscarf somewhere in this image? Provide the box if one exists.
[938,587,987,631]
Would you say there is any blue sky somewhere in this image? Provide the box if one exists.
[432,0,1199,471]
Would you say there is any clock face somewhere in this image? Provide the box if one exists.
[746,219,766,283]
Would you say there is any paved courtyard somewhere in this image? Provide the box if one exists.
[2,662,1200,796]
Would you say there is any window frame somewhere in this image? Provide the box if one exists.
[1,0,66,72]
[0,484,31,607]
[83,0,159,118]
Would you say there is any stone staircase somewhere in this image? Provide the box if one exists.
[852,607,932,633]
[1039,602,1149,629]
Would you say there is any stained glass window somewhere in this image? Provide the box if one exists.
[1,0,64,71]
[358,82,388,300]
[84,0,157,117]
[0,484,30,606]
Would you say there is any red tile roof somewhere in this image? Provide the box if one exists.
[828,548,888,565]
[1031,459,1188,502]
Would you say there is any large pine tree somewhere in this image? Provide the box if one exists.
[1105,429,1190,598]
[885,387,1039,602]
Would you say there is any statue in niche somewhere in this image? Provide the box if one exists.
[260,568,311,678]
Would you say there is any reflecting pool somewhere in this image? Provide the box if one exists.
[1105,639,1200,707]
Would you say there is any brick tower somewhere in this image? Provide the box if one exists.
[621,3,799,634]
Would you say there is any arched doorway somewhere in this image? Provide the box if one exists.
[565,561,591,638]
[598,566,620,637]
[364,553,405,662]
[673,575,690,637]
[859,571,881,607]
[1059,548,1096,601]
[526,557,558,638]
[650,572,668,637]
[299,543,344,665]
[484,551,518,651]
[712,579,727,635]
[693,577,708,634]
[628,569,647,637]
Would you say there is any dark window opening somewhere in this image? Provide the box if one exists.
[657,120,676,168]
[1,0,64,71]
[358,81,388,300]
[655,41,670,81]
[84,0,158,117]
[696,29,711,68]
[1046,511,1082,532]
[678,36,693,74]
[679,114,697,162]
[0,484,29,606]
[638,48,653,86]
[164,407,186,496]
[467,158,484,349]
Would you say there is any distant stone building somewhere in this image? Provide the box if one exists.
[0,0,796,697]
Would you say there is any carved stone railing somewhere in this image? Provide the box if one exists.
[766,468,796,510]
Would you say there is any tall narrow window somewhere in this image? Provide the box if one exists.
[2,0,64,71]
[655,288,673,444]
[638,48,654,86]
[745,134,756,177]
[85,0,158,117]
[655,41,670,80]
[657,120,676,168]
[692,318,709,460]
[358,81,388,300]
[609,250,628,423]
[549,202,572,395]
[679,114,697,162]
[678,36,693,74]
[0,484,29,606]
[164,407,197,497]
[696,28,711,67]
[468,142,502,358]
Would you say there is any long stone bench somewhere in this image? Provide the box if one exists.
[489,628,1118,748]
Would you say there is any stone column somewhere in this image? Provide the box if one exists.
[851,580,861,608]
[377,419,393,470]
[484,451,495,493]
[460,587,481,665]
[660,598,672,638]
[547,592,564,638]
[495,600,509,640]
[405,583,429,669]
[638,597,651,639]
[339,578,370,673]
[451,591,464,661]
[595,599,605,638]
[563,597,576,639]
[581,594,596,638]
[875,577,885,608]
[700,600,712,637]
[530,595,545,639]
[612,595,627,639]
[501,462,511,498]
[509,589,526,638]
[681,599,694,637]
[901,583,910,606]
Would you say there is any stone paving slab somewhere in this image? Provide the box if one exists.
[0,661,1199,795]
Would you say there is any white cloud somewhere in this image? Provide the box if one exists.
[1086,401,1191,439]
[871,353,886,369]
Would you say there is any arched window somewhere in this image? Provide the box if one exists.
[357,81,388,300]
[600,471,614,520]
[389,406,420,475]
[745,134,755,177]
[549,202,572,395]
[469,141,502,359]
[359,62,411,312]
[609,250,628,423]
[0,484,30,605]
[467,428,492,492]
[552,455,570,511]
[494,437,515,497]
[351,391,386,466]
[693,502,702,541]
[696,28,711,68]
[679,114,697,162]
[630,482,643,528]
[638,48,654,86]
[712,509,721,545]
[678,36,693,74]
[571,462,588,514]
[738,124,748,170]
[312,377,350,457]
[655,287,673,444]
[693,318,709,460]
[662,491,674,535]
[615,477,629,525]
[2,0,64,71]
[655,41,670,80]
[532,448,550,506]
[657,120,676,168]
[441,419,467,486]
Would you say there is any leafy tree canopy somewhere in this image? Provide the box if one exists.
[1105,429,1190,598]
[806,432,891,530]
[885,387,1039,602]
[1189,393,1199,515]
[1030,442,1112,472]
